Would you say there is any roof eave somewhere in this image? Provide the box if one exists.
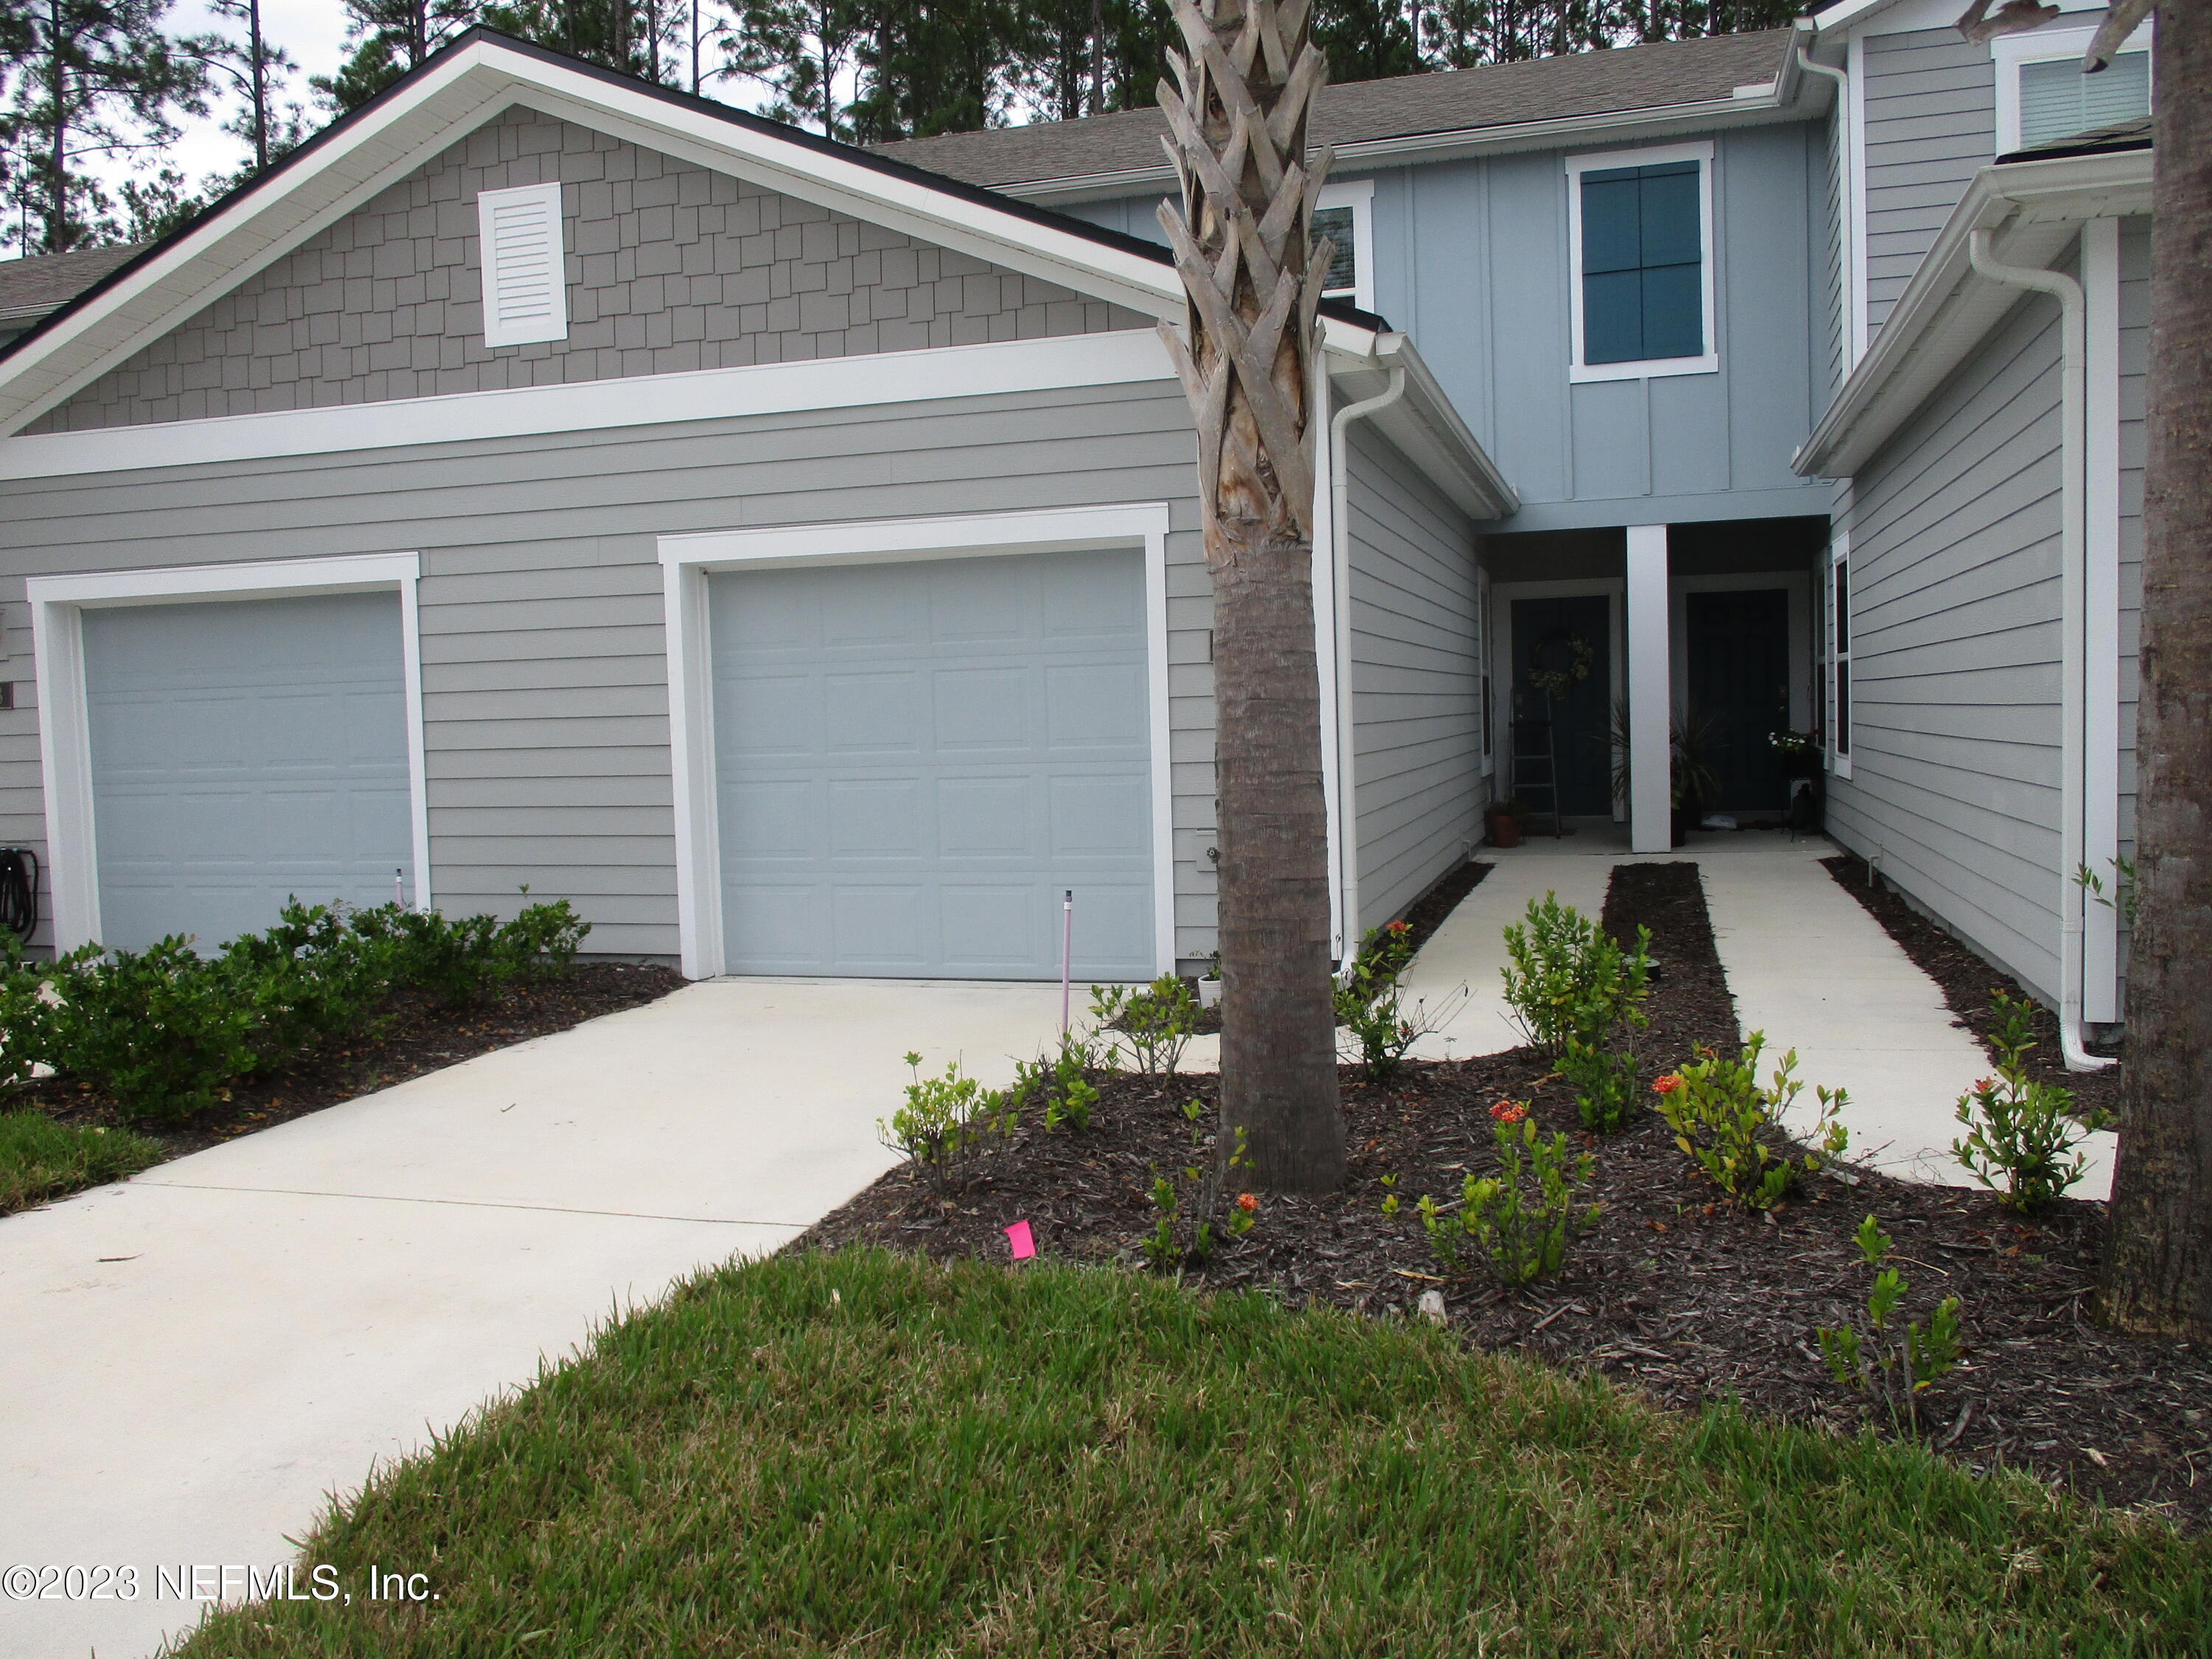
[1004,46,1819,205]
[1795,146,2154,479]
[1329,330,1518,521]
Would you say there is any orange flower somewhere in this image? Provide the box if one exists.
[1236,1192,1259,1214]
[1387,919,1411,935]
[1489,1100,1528,1124]
[1652,1074,1683,1095]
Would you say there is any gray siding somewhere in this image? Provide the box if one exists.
[1818,105,1845,406]
[32,105,1147,435]
[2118,217,2149,871]
[1346,421,1481,932]
[0,375,1219,964]
[1826,284,2065,1003]
[1862,27,1995,335]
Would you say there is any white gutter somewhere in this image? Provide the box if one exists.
[1966,229,2112,1074]
[1328,358,1409,962]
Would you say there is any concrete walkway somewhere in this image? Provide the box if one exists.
[1398,827,2116,1196]
[0,978,1066,1659]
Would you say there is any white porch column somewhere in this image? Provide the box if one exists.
[1626,524,1672,854]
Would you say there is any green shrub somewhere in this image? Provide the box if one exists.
[1501,895,1650,1060]
[1653,1033,1848,1211]
[1009,1034,1102,1133]
[878,1053,1014,1196]
[1091,975,1198,1077]
[0,936,56,1089]
[0,1110,164,1212]
[1419,1100,1599,1285]
[1952,991,2098,1211]
[1143,1102,1253,1271]
[1334,920,1421,1082]
[1816,1214,1964,1436]
[41,937,262,1121]
[220,900,400,1059]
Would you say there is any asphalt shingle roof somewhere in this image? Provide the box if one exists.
[0,245,147,319]
[874,28,1797,188]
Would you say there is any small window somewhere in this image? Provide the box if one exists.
[1312,179,1374,313]
[2017,50,2150,147]
[1565,142,1717,383]
[476,181,568,349]
[1829,551,1853,776]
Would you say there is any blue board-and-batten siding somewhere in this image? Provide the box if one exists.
[1345,420,1482,933]
[0,374,1217,964]
[1825,281,2067,1004]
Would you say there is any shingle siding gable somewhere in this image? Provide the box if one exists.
[29,105,1150,435]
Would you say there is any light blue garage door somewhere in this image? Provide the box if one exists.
[710,549,1155,979]
[81,591,413,952]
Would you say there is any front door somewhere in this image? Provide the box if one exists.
[1509,595,1613,816]
[1686,588,1791,813]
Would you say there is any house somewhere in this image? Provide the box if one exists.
[0,4,2157,1047]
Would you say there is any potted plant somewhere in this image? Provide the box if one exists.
[1485,797,1531,848]
[1670,713,1719,847]
[1198,950,1222,1009]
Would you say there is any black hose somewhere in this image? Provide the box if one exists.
[0,848,38,942]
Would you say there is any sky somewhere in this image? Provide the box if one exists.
[161,0,357,187]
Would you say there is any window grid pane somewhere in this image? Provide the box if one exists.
[1312,206,1357,294]
[2017,50,2150,148]
[1579,161,1703,366]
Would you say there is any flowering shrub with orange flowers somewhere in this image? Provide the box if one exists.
[1417,1099,1599,1286]
[1141,1102,1256,1272]
[1950,990,2101,1211]
[1653,1032,1848,1211]
[1333,919,1464,1082]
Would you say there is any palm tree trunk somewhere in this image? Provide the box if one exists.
[1155,0,1343,1192]
[2100,0,2212,1338]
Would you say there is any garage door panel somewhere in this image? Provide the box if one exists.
[83,592,412,951]
[933,667,1029,750]
[712,548,1155,980]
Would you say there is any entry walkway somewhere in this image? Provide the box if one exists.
[1399,827,2117,1197]
[0,978,1068,1659]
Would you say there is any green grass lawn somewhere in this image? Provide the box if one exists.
[0,1109,161,1213]
[172,1251,2207,1658]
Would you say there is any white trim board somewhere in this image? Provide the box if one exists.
[1992,21,2154,156]
[26,552,431,953]
[1563,139,1720,385]
[656,504,1178,982]
[2081,215,2121,1024]
[0,330,1176,481]
[1317,178,1377,316]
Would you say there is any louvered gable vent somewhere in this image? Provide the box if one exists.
[476,182,568,347]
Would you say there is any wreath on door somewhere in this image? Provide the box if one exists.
[1526,628,1596,700]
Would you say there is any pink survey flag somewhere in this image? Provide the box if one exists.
[1004,1220,1037,1260]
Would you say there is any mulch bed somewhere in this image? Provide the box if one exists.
[802,862,2212,1528]
[1821,852,2124,1124]
[10,961,685,1166]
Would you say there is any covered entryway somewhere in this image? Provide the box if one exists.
[708,547,1155,979]
[80,591,413,951]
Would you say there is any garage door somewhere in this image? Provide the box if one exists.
[80,591,413,952]
[710,549,1155,979]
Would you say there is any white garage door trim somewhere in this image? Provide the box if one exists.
[659,504,1175,981]
[27,552,431,953]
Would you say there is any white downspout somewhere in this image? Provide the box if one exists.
[1329,358,1408,965]
[1968,228,2114,1074]
[1796,48,1857,373]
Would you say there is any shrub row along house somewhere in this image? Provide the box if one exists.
[0,1,2155,1048]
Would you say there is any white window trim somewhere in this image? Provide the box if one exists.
[655,504,1176,982]
[1564,139,1719,385]
[1316,178,1376,314]
[26,552,431,954]
[1826,536,1853,781]
[476,181,570,349]
[1992,21,2154,155]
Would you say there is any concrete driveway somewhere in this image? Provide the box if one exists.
[0,978,1065,1659]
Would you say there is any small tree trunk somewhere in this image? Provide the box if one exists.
[2100,0,2212,1338]
[1155,0,1343,1192]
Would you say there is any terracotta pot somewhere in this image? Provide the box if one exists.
[1487,813,1523,849]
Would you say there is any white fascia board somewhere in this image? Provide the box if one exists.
[1326,332,1517,521]
[1795,146,2151,477]
[0,328,1175,481]
[0,35,1192,437]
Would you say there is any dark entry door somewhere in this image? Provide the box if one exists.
[1686,588,1791,813]
[1510,595,1613,816]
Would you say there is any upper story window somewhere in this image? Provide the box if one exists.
[1565,140,1717,383]
[1310,178,1374,313]
[1994,24,2153,153]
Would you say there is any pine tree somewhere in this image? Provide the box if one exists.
[1,0,207,254]
[719,0,871,135]
[312,1,481,112]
